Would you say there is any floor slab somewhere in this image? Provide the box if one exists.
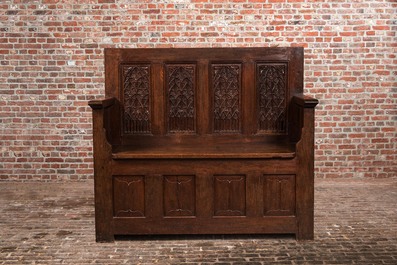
[0,179,396,264]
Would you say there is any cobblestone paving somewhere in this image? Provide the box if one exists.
[0,179,396,264]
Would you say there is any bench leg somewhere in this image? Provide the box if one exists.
[296,219,314,240]
[95,190,114,242]
[93,160,114,242]
[95,224,114,243]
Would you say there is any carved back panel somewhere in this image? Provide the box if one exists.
[122,64,151,134]
[257,63,288,133]
[105,48,304,140]
[211,64,242,133]
[166,64,196,133]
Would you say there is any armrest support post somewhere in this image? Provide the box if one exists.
[89,97,118,242]
[291,94,318,240]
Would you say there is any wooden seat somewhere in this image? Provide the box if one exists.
[89,47,318,242]
[112,136,296,159]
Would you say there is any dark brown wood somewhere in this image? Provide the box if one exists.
[88,98,115,242]
[294,95,318,240]
[89,47,318,242]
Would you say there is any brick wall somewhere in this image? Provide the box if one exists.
[0,0,396,181]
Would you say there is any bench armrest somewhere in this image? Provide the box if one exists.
[289,94,318,143]
[89,97,120,146]
[88,97,116,110]
[292,94,319,108]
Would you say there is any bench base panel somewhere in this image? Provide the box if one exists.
[94,158,312,242]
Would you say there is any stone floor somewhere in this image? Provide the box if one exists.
[0,179,396,265]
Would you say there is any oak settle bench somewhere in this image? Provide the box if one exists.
[89,47,318,242]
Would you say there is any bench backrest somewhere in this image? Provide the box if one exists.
[104,47,304,144]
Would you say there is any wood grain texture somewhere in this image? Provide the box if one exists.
[89,47,318,242]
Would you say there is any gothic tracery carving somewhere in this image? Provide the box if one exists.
[212,64,241,133]
[166,65,196,133]
[257,64,287,133]
[122,65,151,134]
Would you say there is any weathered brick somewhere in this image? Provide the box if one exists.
[0,0,395,180]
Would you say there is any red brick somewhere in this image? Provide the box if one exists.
[0,0,395,180]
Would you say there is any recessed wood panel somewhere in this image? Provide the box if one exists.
[214,175,246,216]
[211,64,242,133]
[113,176,145,217]
[165,64,196,133]
[121,65,151,134]
[257,63,288,134]
[263,175,295,216]
[163,175,196,217]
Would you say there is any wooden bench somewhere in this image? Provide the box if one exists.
[89,47,318,242]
